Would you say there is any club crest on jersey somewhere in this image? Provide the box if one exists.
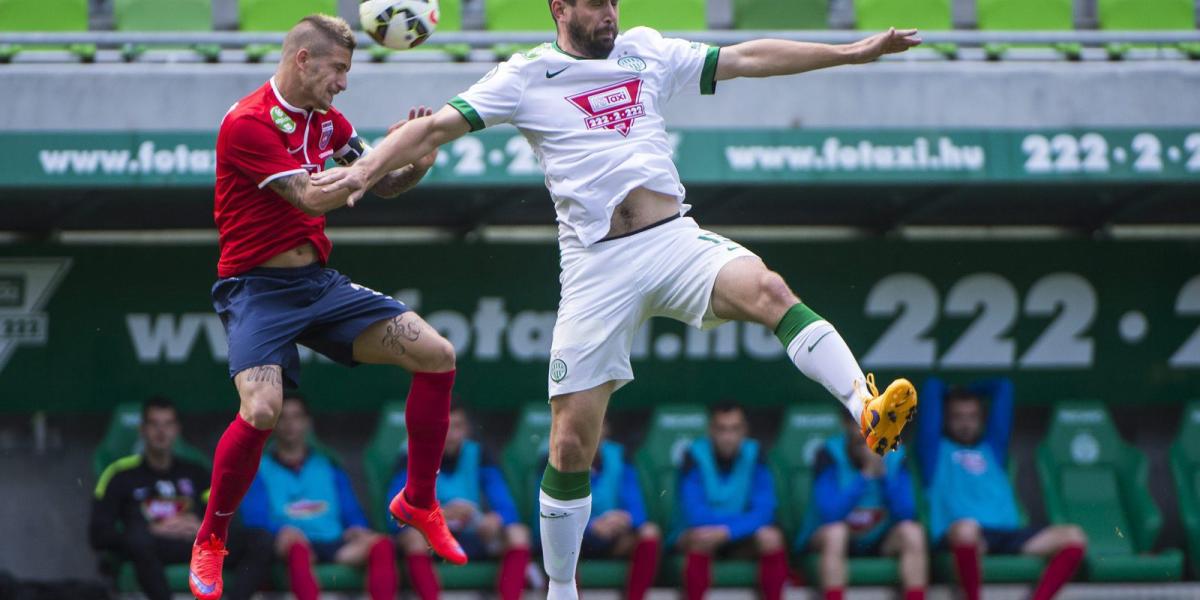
[566,78,645,137]
[319,120,334,150]
[271,106,296,134]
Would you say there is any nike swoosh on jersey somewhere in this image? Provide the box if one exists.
[546,66,571,79]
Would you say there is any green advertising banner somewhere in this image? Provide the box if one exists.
[2,128,1198,187]
[0,240,1196,413]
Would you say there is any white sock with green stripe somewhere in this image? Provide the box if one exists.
[540,464,591,600]
[775,303,868,418]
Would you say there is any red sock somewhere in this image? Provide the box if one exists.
[904,588,926,600]
[406,553,440,600]
[366,538,398,600]
[952,543,981,600]
[196,415,271,542]
[824,590,844,600]
[1032,544,1084,600]
[497,546,530,600]
[403,370,455,507]
[286,543,319,600]
[684,552,712,600]
[758,550,788,600]
[627,537,660,600]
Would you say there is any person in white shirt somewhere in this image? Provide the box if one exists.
[315,2,920,597]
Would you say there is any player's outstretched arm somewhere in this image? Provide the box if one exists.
[715,27,921,81]
[313,106,471,206]
[368,106,440,199]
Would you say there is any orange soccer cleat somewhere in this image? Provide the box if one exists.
[858,374,918,455]
[188,534,228,600]
[389,488,469,565]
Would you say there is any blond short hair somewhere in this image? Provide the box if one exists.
[284,14,357,57]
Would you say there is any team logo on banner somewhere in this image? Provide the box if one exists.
[566,78,645,137]
[0,258,71,375]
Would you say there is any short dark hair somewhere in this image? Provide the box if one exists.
[283,392,311,416]
[710,400,744,418]
[142,395,177,421]
[945,386,982,406]
[548,0,577,23]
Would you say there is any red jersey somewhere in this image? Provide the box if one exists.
[214,79,358,277]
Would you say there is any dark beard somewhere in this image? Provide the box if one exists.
[566,16,616,58]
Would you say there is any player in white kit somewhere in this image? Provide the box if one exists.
[315,2,921,596]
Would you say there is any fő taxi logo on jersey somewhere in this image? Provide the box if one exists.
[566,78,645,137]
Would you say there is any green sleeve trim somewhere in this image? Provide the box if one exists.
[700,45,720,96]
[774,302,825,346]
[448,96,485,132]
[94,454,142,499]
[541,463,591,501]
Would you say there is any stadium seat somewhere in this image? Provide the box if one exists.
[733,0,828,30]
[769,404,906,585]
[484,0,555,31]
[1098,0,1199,59]
[976,0,1078,60]
[239,0,337,31]
[0,0,92,62]
[854,0,955,57]
[1168,401,1200,578]
[114,0,212,31]
[1036,401,1183,581]
[619,0,706,31]
[362,401,407,529]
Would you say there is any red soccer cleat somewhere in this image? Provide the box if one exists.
[390,488,468,565]
[188,534,228,600]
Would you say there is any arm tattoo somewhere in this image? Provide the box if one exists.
[267,173,310,211]
[242,365,282,387]
[381,313,422,356]
[370,165,426,199]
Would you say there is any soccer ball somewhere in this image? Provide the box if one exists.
[360,0,440,50]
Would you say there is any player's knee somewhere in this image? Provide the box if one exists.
[640,522,662,541]
[398,528,428,554]
[758,271,797,310]
[896,521,926,551]
[239,386,282,429]
[755,525,784,553]
[411,335,456,372]
[948,519,981,546]
[506,523,531,547]
[549,430,591,471]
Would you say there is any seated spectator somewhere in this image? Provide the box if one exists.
[578,421,661,600]
[919,379,1087,600]
[795,417,925,600]
[242,394,397,600]
[89,396,271,600]
[674,402,787,600]
[387,401,531,600]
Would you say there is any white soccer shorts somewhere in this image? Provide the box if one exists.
[547,217,758,397]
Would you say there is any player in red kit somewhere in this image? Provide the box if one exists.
[189,15,465,600]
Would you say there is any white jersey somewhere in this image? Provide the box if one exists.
[449,27,720,249]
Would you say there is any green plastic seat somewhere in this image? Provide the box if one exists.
[484,0,555,31]
[855,0,954,57]
[734,0,828,30]
[272,563,364,590]
[1169,401,1200,578]
[976,0,1077,59]
[115,0,212,30]
[0,0,92,62]
[1037,401,1183,581]
[1098,0,1198,58]
[239,0,336,30]
[93,403,210,476]
[362,401,408,529]
[619,0,706,31]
